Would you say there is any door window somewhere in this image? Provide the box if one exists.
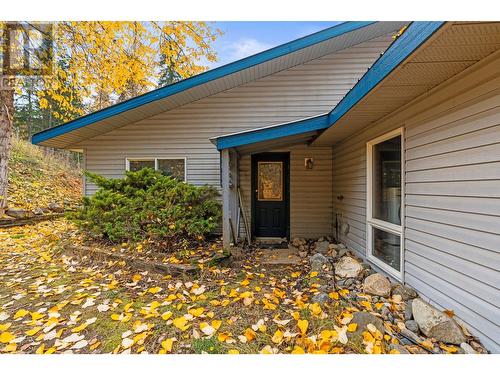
[257,161,283,201]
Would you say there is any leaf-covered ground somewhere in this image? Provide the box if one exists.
[0,219,463,354]
[6,138,81,213]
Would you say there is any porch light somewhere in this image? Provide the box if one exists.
[305,158,314,169]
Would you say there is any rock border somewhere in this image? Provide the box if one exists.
[63,244,230,277]
[0,212,66,228]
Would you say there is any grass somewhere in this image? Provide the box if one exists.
[6,137,82,213]
[192,337,224,354]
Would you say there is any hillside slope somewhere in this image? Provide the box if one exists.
[4,137,82,217]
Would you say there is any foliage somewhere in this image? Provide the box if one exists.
[0,218,477,354]
[39,21,221,123]
[2,21,221,138]
[70,168,221,244]
[6,137,82,212]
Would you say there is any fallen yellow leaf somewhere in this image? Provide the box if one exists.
[297,320,308,335]
[0,331,15,344]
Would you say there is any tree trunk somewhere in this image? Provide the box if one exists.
[0,88,14,215]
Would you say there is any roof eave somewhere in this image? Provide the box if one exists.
[32,21,377,146]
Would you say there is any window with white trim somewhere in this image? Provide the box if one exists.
[366,128,403,279]
[125,158,186,181]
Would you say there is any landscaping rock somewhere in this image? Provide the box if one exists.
[363,273,391,297]
[298,250,308,258]
[380,305,391,318]
[392,283,418,301]
[389,344,410,354]
[33,207,44,215]
[48,202,64,213]
[460,342,477,354]
[351,311,385,334]
[335,256,363,278]
[405,320,419,334]
[5,208,32,219]
[405,302,413,321]
[399,327,421,344]
[412,298,466,344]
[337,247,349,258]
[328,244,337,258]
[309,253,331,273]
[313,240,330,255]
[337,278,357,289]
[311,292,331,304]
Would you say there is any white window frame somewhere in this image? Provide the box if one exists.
[366,127,404,280]
[125,157,187,182]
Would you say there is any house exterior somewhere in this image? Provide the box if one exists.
[32,21,500,353]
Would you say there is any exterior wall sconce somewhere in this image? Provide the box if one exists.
[305,157,314,169]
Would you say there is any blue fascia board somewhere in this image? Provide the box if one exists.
[215,114,329,150]
[32,21,376,145]
[326,21,445,126]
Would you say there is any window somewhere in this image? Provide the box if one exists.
[128,159,155,172]
[257,161,283,201]
[367,128,403,279]
[125,158,186,181]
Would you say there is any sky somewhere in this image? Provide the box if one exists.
[208,21,341,68]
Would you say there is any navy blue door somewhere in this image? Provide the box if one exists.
[252,153,289,238]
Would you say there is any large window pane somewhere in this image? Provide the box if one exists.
[129,160,155,172]
[372,227,401,271]
[157,159,185,181]
[372,135,401,225]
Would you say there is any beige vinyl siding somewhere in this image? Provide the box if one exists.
[332,53,500,352]
[238,145,333,239]
[74,35,393,195]
[404,89,500,354]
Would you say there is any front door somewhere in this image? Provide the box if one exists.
[252,153,289,238]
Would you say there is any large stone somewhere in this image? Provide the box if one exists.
[363,273,391,297]
[404,302,413,321]
[412,298,466,344]
[313,241,330,255]
[5,208,32,219]
[48,202,64,213]
[335,256,363,278]
[460,342,477,354]
[392,283,418,301]
[350,311,385,334]
[33,207,44,215]
[405,320,419,333]
[309,253,330,273]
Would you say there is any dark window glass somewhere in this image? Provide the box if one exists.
[129,160,155,172]
[372,135,401,225]
[372,227,401,271]
[157,159,185,181]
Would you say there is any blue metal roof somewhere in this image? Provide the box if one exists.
[213,114,330,150]
[213,21,445,151]
[32,21,376,146]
